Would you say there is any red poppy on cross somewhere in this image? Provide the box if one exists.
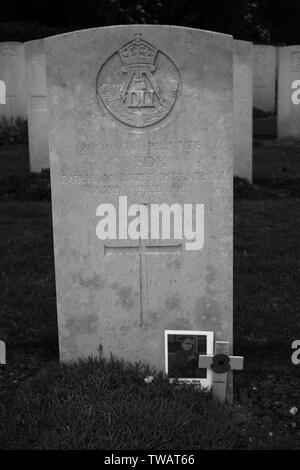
[198,341,243,403]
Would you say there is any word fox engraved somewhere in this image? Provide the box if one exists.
[97,33,180,128]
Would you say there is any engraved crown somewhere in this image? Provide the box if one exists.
[119,34,157,67]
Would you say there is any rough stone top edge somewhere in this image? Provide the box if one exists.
[253,43,277,48]
[44,24,233,43]
[0,41,23,46]
[24,38,45,47]
[233,39,253,46]
[278,44,300,50]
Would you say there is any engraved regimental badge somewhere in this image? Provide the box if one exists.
[96,33,180,128]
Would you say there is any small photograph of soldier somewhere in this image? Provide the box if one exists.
[168,335,206,379]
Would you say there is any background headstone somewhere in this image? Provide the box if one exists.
[25,39,49,172]
[0,42,27,120]
[0,340,5,365]
[253,45,277,114]
[0,80,5,104]
[233,40,253,182]
[277,45,300,139]
[45,26,233,375]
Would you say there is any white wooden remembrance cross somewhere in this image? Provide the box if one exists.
[0,340,6,365]
[104,204,182,327]
[199,341,243,403]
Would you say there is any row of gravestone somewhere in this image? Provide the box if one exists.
[254,44,300,140]
[0,41,49,171]
[1,38,299,182]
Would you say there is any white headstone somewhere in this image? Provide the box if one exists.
[277,45,300,139]
[25,39,49,171]
[233,40,253,182]
[0,80,6,104]
[0,42,27,120]
[0,340,5,364]
[45,26,233,377]
[253,45,277,113]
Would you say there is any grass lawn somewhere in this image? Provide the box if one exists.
[253,140,300,181]
[0,144,29,177]
[253,114,276,140]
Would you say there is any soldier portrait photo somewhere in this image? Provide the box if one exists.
[166,332,209,380]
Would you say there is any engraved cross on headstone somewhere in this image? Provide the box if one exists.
[104,204,182,326]
[199,341,244,403]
